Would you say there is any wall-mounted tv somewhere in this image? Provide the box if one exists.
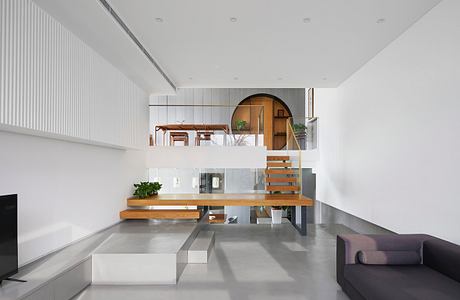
[0,194,18,284]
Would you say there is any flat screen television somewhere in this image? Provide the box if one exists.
[0,194,18,284]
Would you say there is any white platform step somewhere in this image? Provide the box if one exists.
[92,223,200,285]
[188,231,215,264]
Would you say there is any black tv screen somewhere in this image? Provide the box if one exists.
[0,194,18,283]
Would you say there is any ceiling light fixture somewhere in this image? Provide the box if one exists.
[303,17,311,23]
[322,77,327,81]
[376,18,386,24]
[233,76,239,80]
[230,17,238,22]
[277,77,283,81]
[155,17,163,23]
[188,77,193,80]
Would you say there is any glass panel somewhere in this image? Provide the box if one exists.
[288,116,318,150]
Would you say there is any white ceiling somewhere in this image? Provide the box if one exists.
[33,0,176,94]
[107,0,440,89]
[35,0,441,92]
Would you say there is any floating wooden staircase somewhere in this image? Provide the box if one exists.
[265,155,300,194]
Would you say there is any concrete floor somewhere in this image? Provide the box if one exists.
[74,223,353,300]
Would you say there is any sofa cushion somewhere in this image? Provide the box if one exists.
[424,239,460,283]
[357,250,421,265]
[344,264,460,300]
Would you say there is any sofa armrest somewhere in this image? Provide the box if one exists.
[336,234,431,287]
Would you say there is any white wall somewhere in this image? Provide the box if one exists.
[147,146,267,169]
[0,0,149,265]
[316,0,460,243]
[0,131,146,266]
[0,0,148,149]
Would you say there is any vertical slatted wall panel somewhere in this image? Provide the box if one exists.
[0,0,148,149]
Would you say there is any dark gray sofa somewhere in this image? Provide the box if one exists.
[337,234,460,300]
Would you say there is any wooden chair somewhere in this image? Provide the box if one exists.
[170,131,189,146]
[195,131,214,146]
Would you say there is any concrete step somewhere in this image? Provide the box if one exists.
[92,223,200,285]
[267,155,290,161]
[266,185,300,192]
[120,209,201,220]
[188,231,215,264]
[267,162,292,168]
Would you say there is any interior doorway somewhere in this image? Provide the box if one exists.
[231,94,292,150]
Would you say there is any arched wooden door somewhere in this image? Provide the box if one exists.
[231,94,292,150]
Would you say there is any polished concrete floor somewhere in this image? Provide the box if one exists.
[74,223,353,300]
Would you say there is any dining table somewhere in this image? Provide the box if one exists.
[154,124,230,145]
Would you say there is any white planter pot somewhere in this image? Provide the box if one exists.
[271,208,283,224]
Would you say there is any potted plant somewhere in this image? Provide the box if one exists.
[133,181,162,199]
[235,119,248,131]
[271,206,288,224]
[229,119,249,146]
[293,123,307,150]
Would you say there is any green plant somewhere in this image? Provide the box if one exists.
[235,119,248,131]
[293,123,307,134]
[133,181,162,198]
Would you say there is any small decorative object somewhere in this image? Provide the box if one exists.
[271,206,288,224]
[277,109,284,117]
[133,181,162,199]
[308,88,315,118]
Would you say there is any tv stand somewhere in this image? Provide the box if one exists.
[1,278,27,284]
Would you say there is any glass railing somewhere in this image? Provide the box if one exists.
[149,104,264,147]
[148,168,266,194]
[287,117,318,150]
[286,119,302,195]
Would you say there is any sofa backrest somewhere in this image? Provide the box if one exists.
[424,239,460,283]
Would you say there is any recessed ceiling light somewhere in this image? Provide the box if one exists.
[155,17,163,23]
[233,76,239,80]
[376,18,386,24]
[230,17,238,22]
[303,17,311,23]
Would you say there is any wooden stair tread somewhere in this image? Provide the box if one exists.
[120,209,201,220]
[267,162,292,168]
[266,177,298,183]
[266,185,300,192]
[267,155,290,161]
[265,169,296,175]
